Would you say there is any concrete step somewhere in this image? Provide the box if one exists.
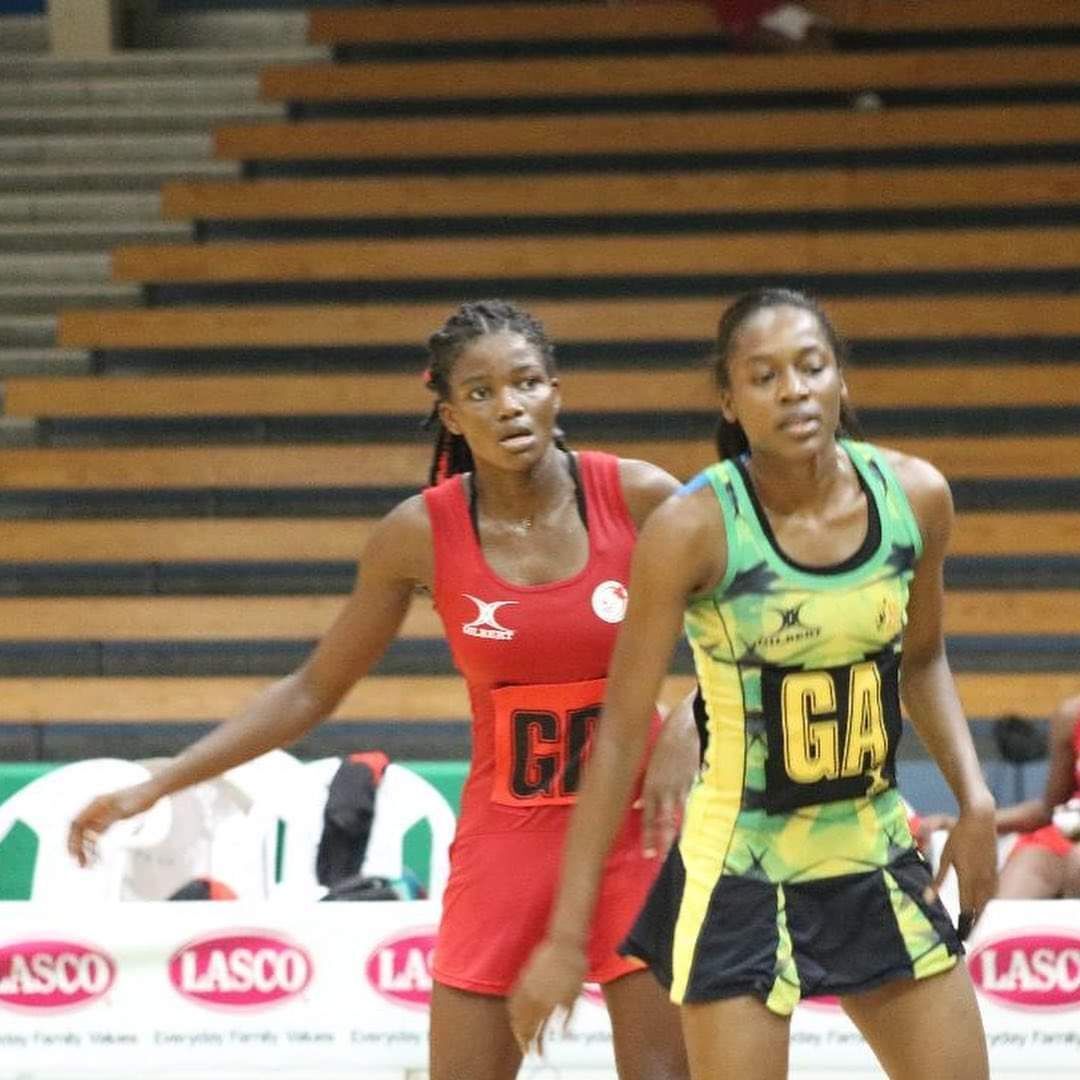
[0,132,214,165]
[0,159,237,193]
[0,315,55,349]
[0,15,48,55]
[135,11,311,51]
[0,283,141,314]
[0,191,161,222]
[0,220,191,253]
[1,253,110,284]
[0,101,283,135]
[0,347,92,376]
[0,75,263,108]
[0,47,328,81]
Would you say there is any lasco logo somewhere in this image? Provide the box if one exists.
[591,580,629,624]
[462,594,518,641]
[169,932,312,1008]
[969,930,1080,1009]
[365,928,437,1010]
[0,939,115,1011]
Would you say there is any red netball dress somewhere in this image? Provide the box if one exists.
[423,451,662,995]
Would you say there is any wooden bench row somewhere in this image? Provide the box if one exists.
[57,295,1080,349]
[0,438,1076,489]
[3,590,1077,640]
[261,47,1080,103]
[160,165,1080,221]
[306,2,1080,45]
[213,104,1080,161]
[0,672,1070,723]
[1,512,1073,562]
[7,364,1080,420]
[110,227,1080,284]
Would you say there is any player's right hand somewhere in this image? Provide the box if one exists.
[68,783,158,868]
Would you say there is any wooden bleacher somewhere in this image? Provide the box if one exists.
[259,48,1080,101]
[8,363,1080,418]
[3,0,1078,763]
[107,229,1080,283]
[304,1,1080,46]
[160,166,1080,221]
[55,295,1080,349]
[213,105,1080,161]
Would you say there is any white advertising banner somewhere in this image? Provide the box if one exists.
[0,900,1077,1077]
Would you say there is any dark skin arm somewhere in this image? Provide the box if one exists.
[618,457,702,858]
[68,496,433,866]
[638,688,700,859]
[995,695,1080,834]
[887,450,997,933]
[508,486,724,1050]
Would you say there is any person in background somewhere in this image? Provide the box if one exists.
[994,693,1080,898]
[711,2,833,51]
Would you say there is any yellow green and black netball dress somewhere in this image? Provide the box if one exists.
[623,440,961,1014]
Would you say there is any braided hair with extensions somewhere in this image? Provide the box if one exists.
[711,287,862,461]
[423,299,563,487]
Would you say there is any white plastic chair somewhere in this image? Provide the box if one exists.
[360,763,457,903]
[221,750,329,900]
[125,762,261,900]
[0,759,171,902]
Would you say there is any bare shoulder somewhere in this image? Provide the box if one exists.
[363,492,435,587]
[616,455,681,529]
[878,446,953,544]
[638,482,727,595]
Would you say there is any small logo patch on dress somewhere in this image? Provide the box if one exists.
[462,594,518,640]
[591,580,629,624]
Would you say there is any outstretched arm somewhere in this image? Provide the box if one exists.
[68,497,432,865]
[891,452,996,934]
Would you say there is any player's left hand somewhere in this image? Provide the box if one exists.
[929,796,997,940]
[636,702,699,859]
[508,937,587,1056]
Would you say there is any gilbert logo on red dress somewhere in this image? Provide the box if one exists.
[169,932,312,1009]
[365,928,437,1010]
[968,930,1080,1009]
[462,594,518,641]
[0,939,115,1011]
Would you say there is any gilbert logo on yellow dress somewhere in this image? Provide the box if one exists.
[461,595,518,641]
[755,602,822,652]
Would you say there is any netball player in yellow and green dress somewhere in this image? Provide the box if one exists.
[509,288,997,1079]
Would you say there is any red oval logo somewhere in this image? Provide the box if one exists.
[800,994,841,1010]
[169,932,312,1009]
[0,939,115,1011]
[365,928,437,1010]
[969,931,1080,1009]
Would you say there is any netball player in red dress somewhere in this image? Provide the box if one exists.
[68,300,691,1080]
[996,693,1080,898]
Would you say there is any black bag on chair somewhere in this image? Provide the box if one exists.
[315,751,388,890]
